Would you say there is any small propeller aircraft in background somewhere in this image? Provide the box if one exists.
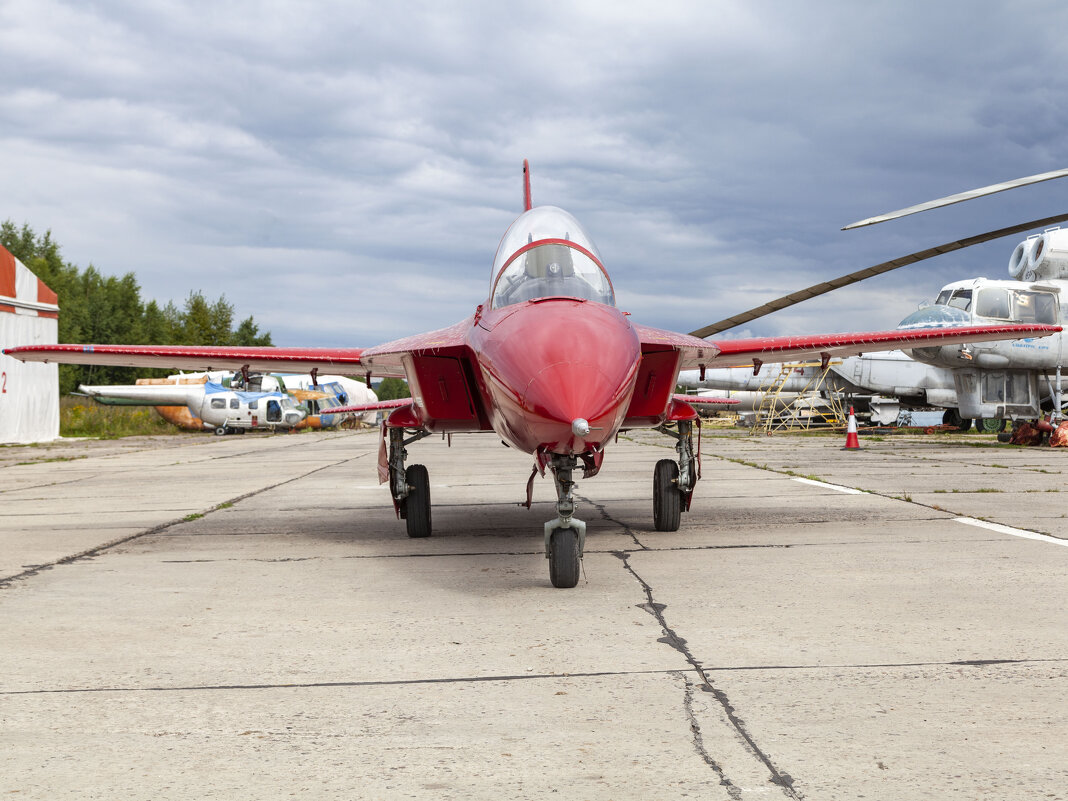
[5,162,1060,587]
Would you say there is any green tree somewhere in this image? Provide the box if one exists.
[375,377,411,400]
[233,315,273,346]
[1,221,276,394]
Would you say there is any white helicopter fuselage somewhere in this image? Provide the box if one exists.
[893,228,1068,421]
[79,381,307,432]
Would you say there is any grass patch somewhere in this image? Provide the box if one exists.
[61,396,186,438]
[16,454,89,465]
[182,512,205,522]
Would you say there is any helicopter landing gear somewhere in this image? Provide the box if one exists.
[943,408,973,432]
[544,454,585,588]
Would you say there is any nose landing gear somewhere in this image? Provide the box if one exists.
[544,454,585,588]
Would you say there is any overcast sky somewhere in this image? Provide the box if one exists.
[3,0,1068,346]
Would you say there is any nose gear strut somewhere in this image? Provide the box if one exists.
[544,453,585,588]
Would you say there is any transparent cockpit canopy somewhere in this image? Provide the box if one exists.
[897,303,972,329]
[490,206,614,309]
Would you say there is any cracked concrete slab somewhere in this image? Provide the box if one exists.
[1,429,1065,799]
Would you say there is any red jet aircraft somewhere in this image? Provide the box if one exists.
[6,162,1061,587]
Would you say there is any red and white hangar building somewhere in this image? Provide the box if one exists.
[0,245,59,443]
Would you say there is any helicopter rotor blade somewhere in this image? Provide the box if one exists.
[843,168,1068,230]
[690,211,1068,339]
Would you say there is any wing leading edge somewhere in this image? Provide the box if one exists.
[3,344,373,375]
[635,322,1062,370]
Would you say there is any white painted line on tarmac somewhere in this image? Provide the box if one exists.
[791,477,864,495]
[954,517,1068,547]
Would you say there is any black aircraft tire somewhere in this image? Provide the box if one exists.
[942,408,973,432]
[548,527,580,589]
[404,464,432,538]
[977,417,1007,434]
[214,426,227,436]
[653,459,682,532]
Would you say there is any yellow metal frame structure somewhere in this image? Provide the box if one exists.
[753,361,846,435]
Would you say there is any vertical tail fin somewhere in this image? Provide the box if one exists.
[522,159,532,211]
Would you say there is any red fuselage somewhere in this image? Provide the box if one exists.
[469,298,641,455]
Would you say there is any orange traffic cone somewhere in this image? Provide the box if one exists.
[842,406,861,450]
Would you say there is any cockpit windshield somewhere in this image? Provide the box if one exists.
[490,206,614,309]
[934,288,972,310]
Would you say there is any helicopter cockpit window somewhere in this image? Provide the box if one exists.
[976,288,1010,319]
[1014,290,1058,324]
[975,288,1058,323]
[947,289,972,311]
[492,242,615,308]
[934,290,952,306]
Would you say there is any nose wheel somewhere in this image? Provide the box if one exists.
[547,527,580,588]
[544,454,585,588]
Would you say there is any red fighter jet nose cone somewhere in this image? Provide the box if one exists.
[475,299,642,454]
[524,360,623,431]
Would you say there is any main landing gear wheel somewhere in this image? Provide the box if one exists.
[653,458,682,532]
[943,408,973,432]
[404,464,431,538]
[213,426,228,436]
[548,527,580,589]
[977,417,1007,433]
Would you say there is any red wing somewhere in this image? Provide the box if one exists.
[355,319,472,373]
[634,323,1061,369]
[3,344,374,374]
[707,324,1061,367]
[2,320,475,376]
[350,318,492,432]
